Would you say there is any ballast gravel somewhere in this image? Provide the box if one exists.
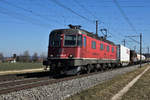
[0,65,144,100]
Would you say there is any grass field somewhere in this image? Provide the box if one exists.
[0,62,43,71]
[66,65,149,100]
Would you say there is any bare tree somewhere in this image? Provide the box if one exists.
[16,55,20,62]
[0,53,4,61]
[13,54,17,59]
[40,52,47,60]
[32,52,38,62]
[23,51,30,62]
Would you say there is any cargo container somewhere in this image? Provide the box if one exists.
[137,54,146,61]
[117,45,130,66]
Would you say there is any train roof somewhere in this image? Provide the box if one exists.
[51,28,116,46]
[80,29,116,45]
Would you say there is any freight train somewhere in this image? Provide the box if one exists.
[43,25,146,75]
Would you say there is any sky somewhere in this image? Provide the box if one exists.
[0,0,150,57]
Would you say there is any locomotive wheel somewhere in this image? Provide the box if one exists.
[94,68,98,72]
[76,66,82,75]
[102,64,106,71]
[76,71,81,76]
[108,64,112,69]
[111,63,115,69]
[96,64,101,71]
[94,64,98,72]
[87,64,92,74]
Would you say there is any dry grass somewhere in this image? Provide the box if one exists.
[122,65,150,100]
[66,65,149,100]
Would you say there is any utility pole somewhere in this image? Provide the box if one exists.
[147,47,149,54]
[125,34,142,68]
[96,20,98,36]
[140,33,142,68]
[122,39,126,46]
[148,47,150,64]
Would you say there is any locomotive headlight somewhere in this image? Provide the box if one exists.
[50,54,53,57]
[69,54,73,58]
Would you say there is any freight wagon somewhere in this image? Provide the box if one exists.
[117,45,130,66]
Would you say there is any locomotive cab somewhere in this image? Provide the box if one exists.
[48,29,82,59]
[44,27,84,75]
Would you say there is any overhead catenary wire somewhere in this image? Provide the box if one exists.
[0,0,63,25]
[34,0,124,43]
[73,0,100,21]
[125,36,140,44]
[0,6,55,28]
[0,0,144,48]
[113,0,138,34]
[73,0,113,37]
[72,0,122,41]
[49,0,95,24]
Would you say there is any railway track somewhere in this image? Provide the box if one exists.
[0,68,111,95]
[0,77,55,95]
[0,71,51,82]
[0,63,147,95]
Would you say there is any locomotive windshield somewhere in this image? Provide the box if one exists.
[49,32,61,47]
[64,35,76,46]
[64,35,82,47]
[49,30,82,47]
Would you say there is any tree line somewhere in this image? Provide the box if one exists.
[0,51,46,63]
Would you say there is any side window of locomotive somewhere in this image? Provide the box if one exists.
[107,46,109,52]
[92,41,96,49]
[64,35,76,46]
[112,47,114,53]
[77,35,82,46]
[83,37,86,47]
[100,43,104,50]
[50,32,61,47]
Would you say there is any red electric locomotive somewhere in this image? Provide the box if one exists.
[43,25,117,75]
